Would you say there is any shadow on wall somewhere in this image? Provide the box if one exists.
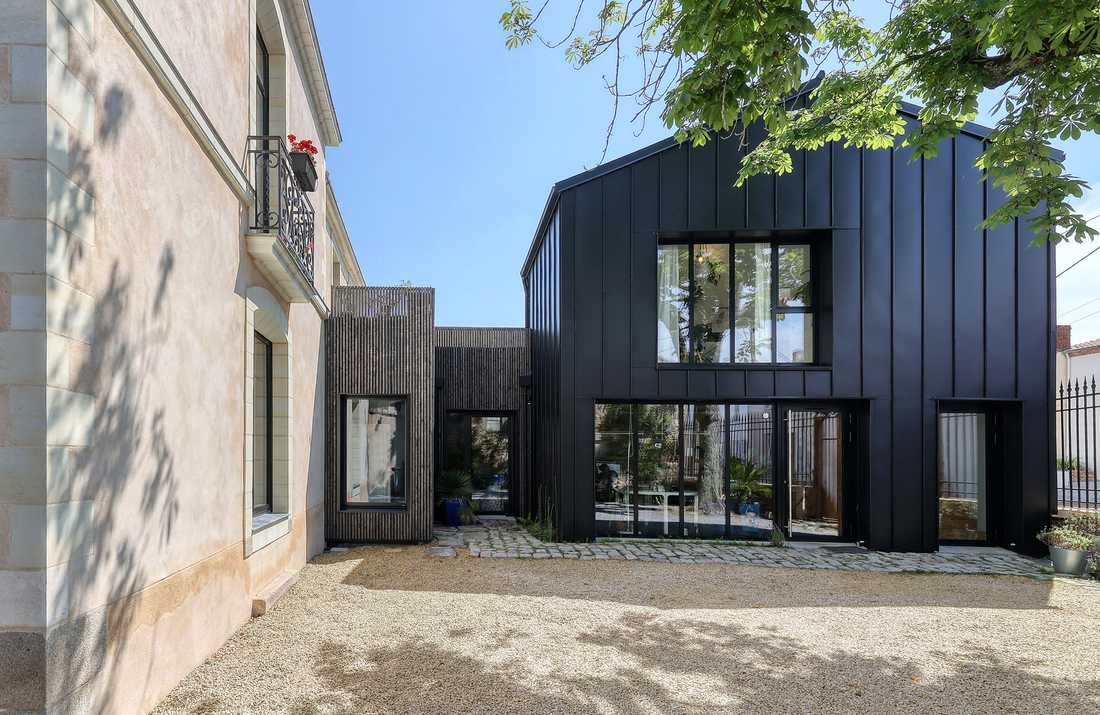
[42,75,183,710]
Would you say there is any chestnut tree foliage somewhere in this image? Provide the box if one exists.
[501,0,1100,243]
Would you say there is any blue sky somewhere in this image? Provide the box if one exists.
[313,2,1100,341]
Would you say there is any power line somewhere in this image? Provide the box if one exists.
[1058,245,1100,278]
[1070,306,1100,325]
[1059,296,1100,319]
[1055,212,1100,278]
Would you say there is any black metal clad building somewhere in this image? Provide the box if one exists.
[521,113,1055,554]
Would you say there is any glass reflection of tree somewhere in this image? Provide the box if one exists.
[697,407,725,513]
[688,248,729,362]
[471,418,509,493]
[734,245,771,362]
[597,405,678,491]
[777,246,810,306]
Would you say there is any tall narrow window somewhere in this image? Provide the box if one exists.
[734,243,773,362]
[775,244,813,363]
[657,245,690,362]
[252,333,273,515]
[255,29,270,136]
[343,398,407,508]
[692,244,730,362]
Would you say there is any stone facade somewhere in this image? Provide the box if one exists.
[0,1,361,712]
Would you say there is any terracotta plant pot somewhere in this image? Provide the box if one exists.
[1049,545,1088,576]
[289,151,317,192]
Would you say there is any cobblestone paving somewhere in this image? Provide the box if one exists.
[432,518,1049,577]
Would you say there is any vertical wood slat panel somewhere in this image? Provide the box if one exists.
[434,327,531,517]
[326,287,435,543]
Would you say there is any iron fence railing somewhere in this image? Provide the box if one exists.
[246,135,315,283]
[1057,378,1100,512]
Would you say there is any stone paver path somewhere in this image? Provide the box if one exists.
[432,517,1049,577]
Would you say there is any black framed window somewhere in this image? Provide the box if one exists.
[657,240,813,364]
[252,332,273,516]
[255,28,270,136]
[341,397,408,509]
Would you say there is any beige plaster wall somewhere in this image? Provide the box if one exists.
[0,0,344,711]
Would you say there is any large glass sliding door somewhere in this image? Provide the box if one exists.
[596,402,852,540]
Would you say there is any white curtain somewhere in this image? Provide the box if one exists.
[657,246,684,362]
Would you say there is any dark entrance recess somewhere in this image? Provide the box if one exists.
[443,412,514,514]
[936,400,1020,547]
[778,405,858,542]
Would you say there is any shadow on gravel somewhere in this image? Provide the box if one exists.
[287,613,1098,714]
[327,546,1056,611]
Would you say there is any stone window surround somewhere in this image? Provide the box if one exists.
[244,286,292,557]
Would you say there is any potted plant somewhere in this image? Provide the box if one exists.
[729,457,767,517]
[286,134,319,192]
[1037,522,1095,576]
[435,469,473,528]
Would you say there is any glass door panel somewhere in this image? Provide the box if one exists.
[443,412,512,514]
[728,405,775,539]
[786,410,843,538]
[635,404,680,537]
[594,404,634,536]
[683,404,726,537]
[937,412,988,541]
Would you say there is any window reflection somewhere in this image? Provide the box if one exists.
[595,404,634,536]
[635,404,680,537]
[776,313,813,363]
[728,405,774,539]
[345,398,407,507]
[734,243,773,362]
[691,244,730,363]
[683,404,726,537]
[657,245,690,362]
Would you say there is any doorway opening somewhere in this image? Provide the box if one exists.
[443,412,513,514]
[936,402,1014,546]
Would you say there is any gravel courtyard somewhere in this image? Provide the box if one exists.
[155,546,1100,715]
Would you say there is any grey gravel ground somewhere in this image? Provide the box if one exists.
[154,545,1100,715]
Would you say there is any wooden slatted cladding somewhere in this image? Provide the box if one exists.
[326,287,435,543]
[435,327,531,516]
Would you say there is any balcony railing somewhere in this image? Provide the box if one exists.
[246,135,315,283]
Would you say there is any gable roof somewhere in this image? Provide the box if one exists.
[520,85,1060,279]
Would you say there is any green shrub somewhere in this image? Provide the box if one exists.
[1056,457,1082,471]
[770,525,786,548]
[1037,525,1096,551]
[520,515,556,542]
[435,469,473,505]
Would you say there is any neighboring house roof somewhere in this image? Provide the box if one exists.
[288,0,341,146]
[519,77,1064,279]
[1066,338,1100,357]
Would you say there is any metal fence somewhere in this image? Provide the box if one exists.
[1057,378,1100,512]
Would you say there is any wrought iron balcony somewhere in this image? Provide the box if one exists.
[246,135,315,284]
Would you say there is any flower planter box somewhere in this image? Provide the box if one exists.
[289,151,317,192]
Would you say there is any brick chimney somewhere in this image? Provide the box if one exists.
[1057,324,1072,352]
